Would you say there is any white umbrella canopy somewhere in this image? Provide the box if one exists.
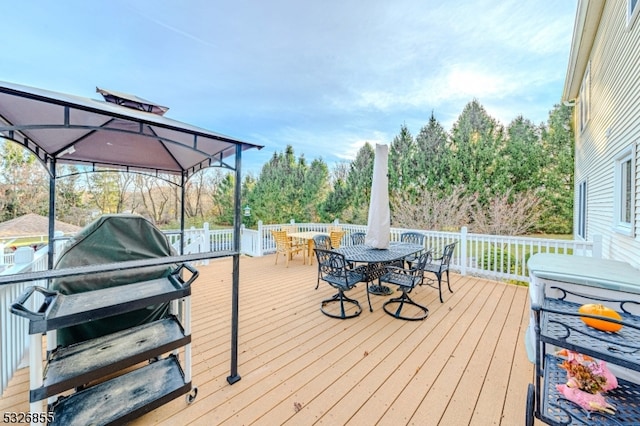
[365,143,390,249]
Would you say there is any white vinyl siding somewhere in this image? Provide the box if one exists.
[572,1,640,268]
[578,62,590,133]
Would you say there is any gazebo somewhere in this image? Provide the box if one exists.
[0,80,262,384]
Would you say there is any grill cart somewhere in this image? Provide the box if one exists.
[525,253,640,425]
[11,215,199,425]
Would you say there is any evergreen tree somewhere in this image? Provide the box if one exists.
[213,173,236,225]
[504,116,545,194]
[414,112,449,193]
[241,173,257,227]
[319,162,351,222]
[246,145,326,224]
[343,143,374,224]
[389,123,417,193]
[538,103,574,233]
[448,99,507,202]
[300,158,330,221]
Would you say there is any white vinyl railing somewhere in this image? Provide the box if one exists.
[161,221,599,282]
[0,247,49,395]
[249,221,599,283]
[164,224,235,256]
[0,222,600,395]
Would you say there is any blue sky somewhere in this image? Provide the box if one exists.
[2,0,577,175]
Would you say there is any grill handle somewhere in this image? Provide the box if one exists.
[174,262,199,288]
[10,286,57,321]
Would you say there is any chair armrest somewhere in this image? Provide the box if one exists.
[384,265,410,274]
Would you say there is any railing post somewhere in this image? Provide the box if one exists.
[258,220,264,256]
[53,231,65,265]
[592,234,602,259]
[203,222,210,250]
[202,223,210,265]
[240,224,246,255]
[0,242,4,269]
[460,226,467,276]
[14,246,35,265]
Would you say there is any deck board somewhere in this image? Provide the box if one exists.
[1,254,534,425]
[439,283,516,425]
[349,277,483,425]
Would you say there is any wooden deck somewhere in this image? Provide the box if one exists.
[1,254,534,425]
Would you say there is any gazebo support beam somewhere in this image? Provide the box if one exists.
[47,159,56,270]
[227,143,242,385]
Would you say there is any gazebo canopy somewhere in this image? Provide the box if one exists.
[0,81,262,178]
[0,81,255,384]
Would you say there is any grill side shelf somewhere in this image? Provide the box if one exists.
[540,298,640,372]
[49,355,191,426]
[12,275,191,335]
[539,354,640,425]
[30,316,189,402]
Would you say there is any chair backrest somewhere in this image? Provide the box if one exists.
[350,232,366,245]
[411,250,432,274]
[329,230,345,248]
[313,234,332,251]
[382,249,432,288]
[314,248,359,287]
[441,242,456,267]
[282,225,298,234]
[400,232,425,246]
[271,230,291,250]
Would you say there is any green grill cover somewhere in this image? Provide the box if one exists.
[51,214,176,346]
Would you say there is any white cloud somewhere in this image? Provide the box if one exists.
[1,0,578,176]
[336,131,389,161]
[339,64,516,114]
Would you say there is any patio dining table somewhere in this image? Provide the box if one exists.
[288,231,328,265]
[333,242,424,297]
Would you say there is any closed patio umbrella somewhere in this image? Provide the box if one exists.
[365,143,390,249]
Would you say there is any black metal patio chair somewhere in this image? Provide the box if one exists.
[379,250,432,320]
[399,231,426,267]
[423,242,457,303]
[313,234,333,289]
[314,248,364,319]
[350,232,366,245]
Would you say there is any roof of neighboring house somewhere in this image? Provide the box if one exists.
[0,213,81,239]
[563,0,606,101]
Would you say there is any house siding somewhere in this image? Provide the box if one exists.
[574,0,640,268]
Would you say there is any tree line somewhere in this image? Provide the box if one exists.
[242,100,574,235]
[0,99,574,235]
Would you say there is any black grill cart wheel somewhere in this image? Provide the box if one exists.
[525,383,535,426]
[187,387,198,404]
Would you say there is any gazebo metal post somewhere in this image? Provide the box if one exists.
[227,143,242,384]
[47,159,56,270]
[180,173,186,255]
